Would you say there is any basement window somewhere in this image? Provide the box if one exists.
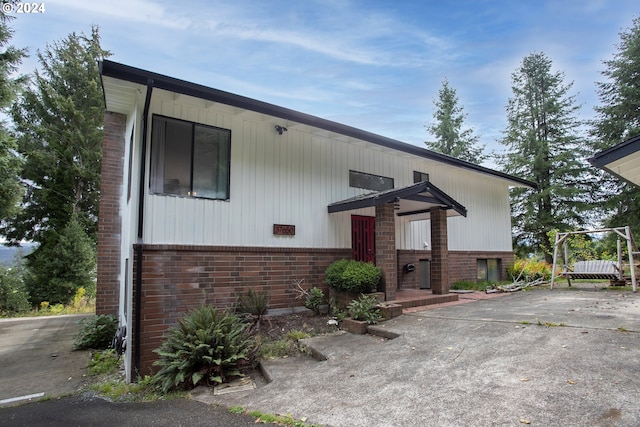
[477,259,500,282]
[150,115,230,200]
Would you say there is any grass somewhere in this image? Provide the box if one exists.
[86,350,187,402]
[535,318,566,327]
[88,350,120,376]
[451,281,493,291]
[256,332,312,359]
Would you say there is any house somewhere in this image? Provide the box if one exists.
[97,60,534,380]
[589,134,640,187]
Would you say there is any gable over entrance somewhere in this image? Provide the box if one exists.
[328,181,467,300]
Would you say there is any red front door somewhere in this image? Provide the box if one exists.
[352,215,375,263]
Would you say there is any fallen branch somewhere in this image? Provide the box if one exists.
[486,278,547,293]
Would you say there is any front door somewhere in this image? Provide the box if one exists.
[351,215,375,263]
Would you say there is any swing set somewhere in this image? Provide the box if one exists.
[550,226,638,292]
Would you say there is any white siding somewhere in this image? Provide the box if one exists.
[139,89,514,252]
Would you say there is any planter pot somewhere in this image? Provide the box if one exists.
[342,317,368,334]
[377,303,403,320]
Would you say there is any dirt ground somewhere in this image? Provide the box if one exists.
[251,311,337,341]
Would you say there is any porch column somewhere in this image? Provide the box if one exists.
[430,207,449,294]
[375,203,397,301]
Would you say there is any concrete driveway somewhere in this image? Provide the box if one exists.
[0,314,91,405]
[206,287,640,427]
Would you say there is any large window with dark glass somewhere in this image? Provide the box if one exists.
[150,115,230,200]
[349,170,394,192]
[477,259,501,282]
[413,171,430,183]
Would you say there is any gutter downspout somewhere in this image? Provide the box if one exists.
[134,78,154,376]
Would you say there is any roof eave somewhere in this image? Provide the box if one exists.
[100,60,535,188]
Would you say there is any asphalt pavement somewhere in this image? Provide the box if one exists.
[206,286,640,427]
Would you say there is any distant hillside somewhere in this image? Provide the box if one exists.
[0,244,36,265]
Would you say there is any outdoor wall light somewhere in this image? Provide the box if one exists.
[275,124,288,135]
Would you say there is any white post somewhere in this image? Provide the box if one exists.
[551,232,560,290]
[625,226,637,292]
[617,238,623,281]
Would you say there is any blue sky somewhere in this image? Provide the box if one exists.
[9,0,639,166]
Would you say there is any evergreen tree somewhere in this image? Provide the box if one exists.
[591,16,640,237]
[0,10,26,223]
[3,27,109,305]
[425,78,486,164]
[499,52,591,261]
[2,26,110,244]
[25,219,96,305]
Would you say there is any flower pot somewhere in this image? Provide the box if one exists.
[342,317,368,334]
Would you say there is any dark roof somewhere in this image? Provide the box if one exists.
[589,134,640,187]
[328,181,467,219]
[100,60,535,188]
[589,134,640,168]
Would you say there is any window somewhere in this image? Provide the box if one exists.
[413,171,430,183]
[150,115,230,200]
[477,259,501,282]
[349,170,394,192]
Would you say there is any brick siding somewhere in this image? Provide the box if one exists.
[397,249,515,289]
[134,244,350,374]
[96,112,126,315]
[375,204,397,301]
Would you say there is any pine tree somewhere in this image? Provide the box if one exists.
[2,26,110,243]
[0,10,26,223]
[499,52,592,261]
[591,16,640,237]
[3,27,109,305]
[425,78,486,164]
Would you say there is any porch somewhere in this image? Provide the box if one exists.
[390,289,459,310]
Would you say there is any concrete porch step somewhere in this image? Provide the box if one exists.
[389,291,459,310]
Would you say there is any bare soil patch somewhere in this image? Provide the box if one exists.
[252,312,337,341]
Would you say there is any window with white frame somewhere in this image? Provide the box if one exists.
[150,115,231,200]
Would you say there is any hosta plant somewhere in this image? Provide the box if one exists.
[153,306,253,392]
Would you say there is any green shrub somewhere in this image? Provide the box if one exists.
[73,314,118,350]
[0,265,31,316]
[153,306,253,392]
[304,287,324,315]
[347,294,382,324]
[325,259,381,293]
[236,288,269,316]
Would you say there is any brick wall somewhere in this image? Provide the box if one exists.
[375,203,397,301]
[430,208,449,294]
[134,244,350,374]
[397,249,515,289]
[96,112,126,315]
